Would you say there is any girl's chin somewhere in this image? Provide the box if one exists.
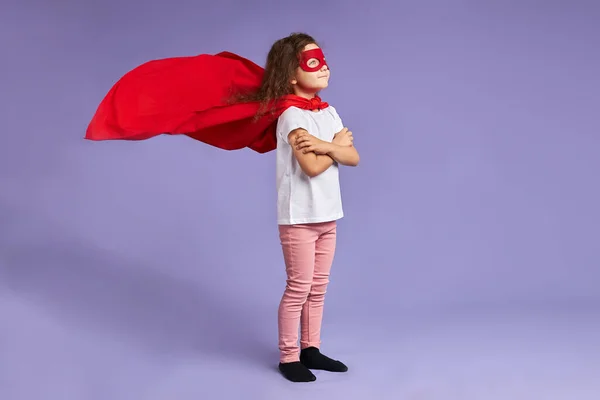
[296,82,328,93]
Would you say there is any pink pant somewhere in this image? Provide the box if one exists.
[277,221,337,363]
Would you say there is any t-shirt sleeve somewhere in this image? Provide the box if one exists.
[328,106,345,132]
[276,107,310,145]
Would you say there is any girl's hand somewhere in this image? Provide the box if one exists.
[294,132,333,155]
[333,127,354,147]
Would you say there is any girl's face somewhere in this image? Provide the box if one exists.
[292,43,330,97]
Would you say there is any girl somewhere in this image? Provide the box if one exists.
[258,33,360,382]
[85,30,359,383]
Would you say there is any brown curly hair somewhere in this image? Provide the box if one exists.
[234,32,320,118]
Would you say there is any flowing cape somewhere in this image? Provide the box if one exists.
[85,51,328,153]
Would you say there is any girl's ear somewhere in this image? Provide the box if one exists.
[291,79,297,85]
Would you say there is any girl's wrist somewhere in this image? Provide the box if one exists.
[326,142,339,154]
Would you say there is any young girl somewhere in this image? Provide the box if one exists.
[259,33,360,382]
[85,31,358,384]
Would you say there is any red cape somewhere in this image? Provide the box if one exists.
[85,51,328,153]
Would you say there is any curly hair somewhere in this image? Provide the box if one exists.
[234,32,320,119]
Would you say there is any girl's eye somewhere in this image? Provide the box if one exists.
[308,58,320,67]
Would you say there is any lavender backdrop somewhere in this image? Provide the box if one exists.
[1,0,599,399]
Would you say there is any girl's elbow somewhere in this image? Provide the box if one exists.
[301,165,319,178]
[349,148,360,166]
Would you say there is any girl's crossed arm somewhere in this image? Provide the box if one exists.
[291,129,360,174]
[288,128,335,178]
[327,143,360,167]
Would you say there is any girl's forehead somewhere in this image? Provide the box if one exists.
[303,43,320,51]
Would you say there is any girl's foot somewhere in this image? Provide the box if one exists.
[300,347,348,372]
[278,361,317,382]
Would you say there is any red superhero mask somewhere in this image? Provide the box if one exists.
[299,48,328,72]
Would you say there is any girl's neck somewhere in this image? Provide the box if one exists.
[292,87,318,100]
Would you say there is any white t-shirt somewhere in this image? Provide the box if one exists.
[275,105,344,225]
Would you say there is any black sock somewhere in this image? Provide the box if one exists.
[300,347,348,372]
[278,361,317,382]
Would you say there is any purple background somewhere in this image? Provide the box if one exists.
[1,0,599,398]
